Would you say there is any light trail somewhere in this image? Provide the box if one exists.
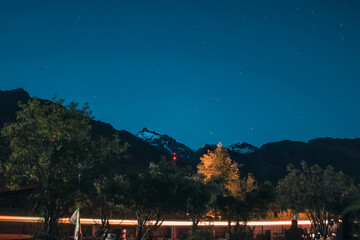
[0,216,311,226]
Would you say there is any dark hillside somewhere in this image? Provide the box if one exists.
[0,88,30,128]
[2,88,360,182]
[192,139,360,183]
[0,89,172,174]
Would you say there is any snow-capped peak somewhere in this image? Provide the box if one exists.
[229,142,257,154]
[136,128,195,161]
[137,128,161,141]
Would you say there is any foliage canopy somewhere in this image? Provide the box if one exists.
[197,143,258,240]
[1,98,124,239]
[277,161,359,238]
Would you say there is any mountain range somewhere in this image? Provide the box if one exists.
[1,88,360,183]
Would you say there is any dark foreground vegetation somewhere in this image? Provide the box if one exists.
[0,98,360,240]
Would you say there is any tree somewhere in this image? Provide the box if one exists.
[86,137,129,240]
[277,161,359,238]
[214,174,257,240]
[91,175,126,240]
[341,200,360,239]
[180,174,220,235]
[197,143,257,240]
[1,98,124,239]
[112,159,184,240]
[93,179,114,240]
[0,134,9,190]
[197,143,244,197]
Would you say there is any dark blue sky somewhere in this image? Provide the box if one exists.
[1,0,360,149]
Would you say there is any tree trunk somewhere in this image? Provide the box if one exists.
[142,231,153,240]
[227,221,232,240]
[41,199,58,240]
[191,219,199,234]
[136,220,145,240]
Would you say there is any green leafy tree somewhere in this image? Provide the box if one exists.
[85,136,128,239]
[1,98,124,239]
[218,181,275,240]
[91,176,125,240]
[187,227,214,240]
[341,200,360,240]
[179,173,220,234]
[0,134,9,190]
[112,159,184,240]
[277,161,359,238]
[214,174,257,240]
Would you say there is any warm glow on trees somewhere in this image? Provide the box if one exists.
[197,143,241,196]
[197,142,256,198]
[197,143,258,239]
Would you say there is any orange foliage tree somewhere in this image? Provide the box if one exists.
[197,142,255,198]
[197,143,257,239]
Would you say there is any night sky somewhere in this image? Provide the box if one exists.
[1,0,360,149]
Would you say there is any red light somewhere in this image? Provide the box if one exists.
[173,156,177,161]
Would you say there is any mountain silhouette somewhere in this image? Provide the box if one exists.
[1,88,360,182]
